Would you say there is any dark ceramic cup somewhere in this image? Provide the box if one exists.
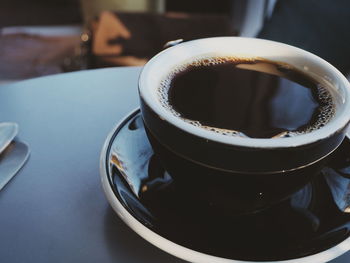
[138,37,350,214]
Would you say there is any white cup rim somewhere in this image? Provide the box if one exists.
[139,37,350,149]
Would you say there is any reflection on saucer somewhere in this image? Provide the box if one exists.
[323,167,350,213]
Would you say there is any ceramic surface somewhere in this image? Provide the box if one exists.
[100,109,350,263]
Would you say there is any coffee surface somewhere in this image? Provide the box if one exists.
[159,58,334,138]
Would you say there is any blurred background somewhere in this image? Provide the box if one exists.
[0,0,349,84]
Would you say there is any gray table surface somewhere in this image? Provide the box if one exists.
[0,67,348,263]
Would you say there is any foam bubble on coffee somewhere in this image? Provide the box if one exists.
[288,85,335,135]
[158,56,335,139]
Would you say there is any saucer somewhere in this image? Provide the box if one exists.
[100,109,350,263]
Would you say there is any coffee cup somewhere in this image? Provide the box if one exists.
[138,37,350,214]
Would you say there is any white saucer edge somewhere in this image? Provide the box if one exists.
[100,108,350,263]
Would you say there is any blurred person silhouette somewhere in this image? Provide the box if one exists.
[85,0,350,75]
[258,0,350,75]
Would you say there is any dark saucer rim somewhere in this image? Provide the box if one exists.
[100,108,350,263]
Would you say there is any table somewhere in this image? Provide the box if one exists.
[0,67,348,263]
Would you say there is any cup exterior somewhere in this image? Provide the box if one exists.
[138,37,350,212]
[141,100,347,174]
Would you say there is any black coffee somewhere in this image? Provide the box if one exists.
[159,57,335,138]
